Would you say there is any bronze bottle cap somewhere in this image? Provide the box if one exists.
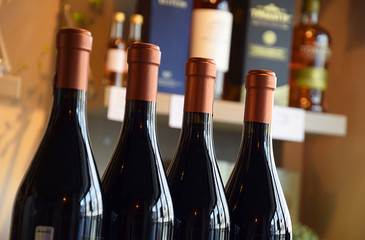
[113,12,126,22]
[130,14,144,24]
[126,42,161,102]
[55,28,92,90]
[184,57,216,113]
[244,69,276,124]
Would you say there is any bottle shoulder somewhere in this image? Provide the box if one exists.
[225,140,290,233]
[293,23,332,43]
[15,136,100,208]
[194,0,231,11]
[106,38,126,49]
[167,140,230,233]
[168,139,226,201]
[168,135,217,181]
[102,129,167,201]
[101,134,174,225]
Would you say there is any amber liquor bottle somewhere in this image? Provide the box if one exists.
[289,0,331,112]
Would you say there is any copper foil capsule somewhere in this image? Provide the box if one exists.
[244,69,276,124]
[184,57,216,114]
[126,42,161,102]
[55,28,92,91]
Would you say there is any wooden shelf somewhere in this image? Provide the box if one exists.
[98,90,348,142]
[305,111,347,137]
[156,93,347,140]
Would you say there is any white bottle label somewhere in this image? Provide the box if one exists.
[35,226,54,240]
[106,48,125,73]
[190,9,233,72]
[107,86,126,122]
[169,94,184,129]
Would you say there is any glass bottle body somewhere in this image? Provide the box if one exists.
[102,100,174,239]
[168,112,230,239]
[104,19,126,87]
[190,0,233,99]
[222,0,250,102]
[122,16,143,87]
[225,122,292,240]
[10,88,103,240]
[289,12,331,112]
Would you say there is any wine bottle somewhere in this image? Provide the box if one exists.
[222,0,295,103]
[189,0,233,99]
[10,28,103,240]
[103,12,126,87]
[127,14,143,46]
[122,14,144,87]
[221,0,249,102]
[225,70,292,239]
[101,42,174,239]
[167,57,230,239]
[289,0,331,112]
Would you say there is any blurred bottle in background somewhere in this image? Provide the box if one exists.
[103,12,126,87]
[289,0,331,112]
[223,0,295,103]
[189,0,233,99]
[122,14,143,87]
[136,0,193,95]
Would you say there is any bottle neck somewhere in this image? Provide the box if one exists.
[301,0,320,25]
[301,11,318,24]
[122,100,157,137]
[110,20,124,39]
[50,88,88,130]
[128,22,142,42]
[244,87,274,124]
[241,121,272,156]
[180,112,213,146]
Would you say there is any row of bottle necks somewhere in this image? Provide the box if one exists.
[10,29,292,239]
[103,0,331,113]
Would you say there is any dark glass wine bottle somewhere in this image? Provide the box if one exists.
[167,57,230,239]
[225,70,292,239]
[222,0,250,102]
[101,42,174,239]
[10,28,103,240]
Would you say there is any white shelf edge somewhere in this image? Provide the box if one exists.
[102,89,348,139]
[305,111,347,137]
[156,93,347,139]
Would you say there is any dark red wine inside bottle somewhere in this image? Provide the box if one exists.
[10,28,103,240]
[225,70,292,239]
[167,57,230,239]
[101,42,174,239]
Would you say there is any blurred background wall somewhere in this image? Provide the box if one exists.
[0,0,58,237]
